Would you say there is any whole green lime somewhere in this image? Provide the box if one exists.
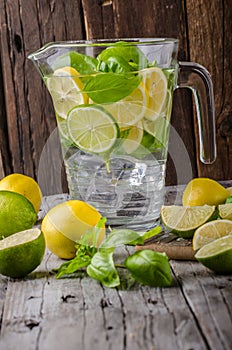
[0,190,37,239]
[0,228,45,278]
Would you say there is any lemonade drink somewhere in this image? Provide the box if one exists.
[43,41,176,230]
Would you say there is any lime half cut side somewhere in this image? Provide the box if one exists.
[0,228,45,278]
[67,105,119,154]
[161,205,216,238]
[192,219,232,251]
[218,203,232,220]
[195,235,232,274]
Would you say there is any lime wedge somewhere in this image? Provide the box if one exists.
[161,205,216,238]
[67,105,119,153]
[218,203,232,220]
[104,84,148,128]
[0,228,45,278]
[46,67,88,119]
[141,67,168,121]
[192,219,232,250]
[195,235,232,274]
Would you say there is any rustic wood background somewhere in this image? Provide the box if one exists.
[0,0,231,195]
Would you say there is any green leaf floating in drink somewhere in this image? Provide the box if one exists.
[84,72,142,103]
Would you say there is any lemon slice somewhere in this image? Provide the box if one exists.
[192,219,232,251]
[141,67,168,121]
[161,205,216,238]
[122,121,143,154]
[218,203,232,220]
[143,116,170,144]
[46,67,88,119]
[67,105,119,153]
[195,235,232,274]
[104,84,148,128]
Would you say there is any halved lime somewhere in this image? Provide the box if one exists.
[104,84,148,128]
[0,191,37,239]
[192,219,232,251]
[46,67,88,119]
[161,205,216,238]
[218,203,232,220]
[0,228,45,278]
[195,235,232,274]
[67,105,119,153]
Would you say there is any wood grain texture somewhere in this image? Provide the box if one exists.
[0,0,231,191]
[0,186,232,350]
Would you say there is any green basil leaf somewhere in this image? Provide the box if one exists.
[55,245,94,278]
[84,73,141,103]
[77,217,107,247]
[97,43,148,70]
[97,55,135,73]
[226,196,232,203]
[52,51,98,75]
[125,250,172,287]
[101,229,144,248]
[141,226,162,241]
[87,248,120,288]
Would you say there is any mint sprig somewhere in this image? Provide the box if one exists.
[55,220,172,288]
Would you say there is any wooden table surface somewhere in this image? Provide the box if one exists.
[0,185,232,350]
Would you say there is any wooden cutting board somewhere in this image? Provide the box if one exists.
[135,230,196,260]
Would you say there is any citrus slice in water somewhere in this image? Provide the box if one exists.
[218,203,232,220]
[122,121,143,154]
[192,219,232,251]
[104,84,148,128]
[161,205,216,238]
[67,105,119,154]
[46,67,88,119]
[141,67,168,121]
[0,228,45,278]
[195,235,232,274]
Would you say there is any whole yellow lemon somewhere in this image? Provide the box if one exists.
[41,200,105,259]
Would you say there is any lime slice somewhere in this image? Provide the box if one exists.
[104,84,148,128]
[46,67,88,119]
[122,121,143,154]
[195,235,232,274]
[67,105,119,153]
[0,191,37,239]
[161,205,216,238]
[218,203,232,220]
[141,67,168,121]
[192,219,232,251]
[0,228,45,278]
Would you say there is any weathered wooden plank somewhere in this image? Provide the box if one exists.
[0,0,85,194]
[171,260,232,350]
[186,0,232,180]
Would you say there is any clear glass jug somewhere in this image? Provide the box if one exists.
[28,38,216,230]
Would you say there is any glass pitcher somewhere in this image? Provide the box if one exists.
[28,38,216,230]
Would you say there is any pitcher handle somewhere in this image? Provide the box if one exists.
[177,62,216,164]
